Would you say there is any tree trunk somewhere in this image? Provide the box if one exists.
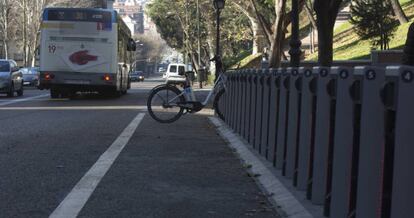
[1,0,11,59]
[233,2,268,55]
[23,0,27,66]
[207,41,216,75]
[2,15,8,59]
[31,30,41,67]
[2,41,8,59]
[268,0,287,68]
[206,17,216,76]
[304,1,317,30]
[316,17,335,66]
[207,36,216,74]
[389,0,409,24]
[251,19,267,54]
[268,24,286,68]
[314,0,343,66]
[249,0,273,49]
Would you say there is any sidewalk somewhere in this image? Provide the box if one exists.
[77,113,279,217]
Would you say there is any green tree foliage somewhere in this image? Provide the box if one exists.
[351,0,398,50]
[134,34,165,62]
[146,0,185,50]
[0,0,95,64]
[220,5,254,66]
[146,0,252,71]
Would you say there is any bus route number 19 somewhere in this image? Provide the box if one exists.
[49,45,57,54]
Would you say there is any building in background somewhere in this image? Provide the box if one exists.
[143,11,157,36]
[113,0,144,35]
[133,12,145,34]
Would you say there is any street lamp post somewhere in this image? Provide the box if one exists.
[213,0,225,80]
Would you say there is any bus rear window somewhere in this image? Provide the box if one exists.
[45,10,113,23]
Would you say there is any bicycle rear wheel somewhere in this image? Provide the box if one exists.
[213,89,226,121]
[147,85,185,123]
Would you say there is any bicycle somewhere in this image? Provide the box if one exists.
[147,62,227,123]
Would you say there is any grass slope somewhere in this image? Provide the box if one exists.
[306,0,414,61]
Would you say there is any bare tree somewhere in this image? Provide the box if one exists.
[0,0,16,59]
[15,0,94,66]
[304,0,317,30]
[389,0,409,24]
[249,0,306,68]
[249,0,287,67]
[232,1,268,55]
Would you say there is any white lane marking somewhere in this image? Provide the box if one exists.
[0,99,68,102]
[209,117,313,218]
[0,94,49,106]
[50,113,145,218]
[0,106,148,111]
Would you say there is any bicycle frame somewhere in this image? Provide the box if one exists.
[201,73,226,106]
[188,73,226,106]
[165,73,227,107]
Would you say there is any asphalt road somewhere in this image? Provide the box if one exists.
[0,74,278,218]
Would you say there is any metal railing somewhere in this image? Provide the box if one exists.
[219,66,414,218]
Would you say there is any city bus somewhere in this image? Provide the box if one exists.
[39,8,136,98]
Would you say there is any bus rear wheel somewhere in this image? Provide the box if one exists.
[50,89,60,99]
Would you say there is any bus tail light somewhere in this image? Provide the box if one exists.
[44,73,55,80]
[103,74,111,82]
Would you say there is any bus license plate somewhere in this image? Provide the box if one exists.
[64,80,90,85]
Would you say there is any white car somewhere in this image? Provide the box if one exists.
[165,63,186,84]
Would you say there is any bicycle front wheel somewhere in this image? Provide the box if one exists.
[213,89,226,121]
[147,85,185,123]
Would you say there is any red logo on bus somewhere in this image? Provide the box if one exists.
[69,50,98,65]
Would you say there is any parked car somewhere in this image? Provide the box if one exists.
[0,59,24,97]
[165,63,186,84]
[20,67,40,87]
[130,71,145,82]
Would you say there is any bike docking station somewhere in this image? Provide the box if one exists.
[249,69,256,142]
[329,66,363,218]
[260,69,272,159]
[266,68,282,164]
[389,66,414,218]
[285,67,303,183]
[212,64,414,218]
[249,70,258,146]
[296,67,317,192]
[240,69,249,138]
[243,69,253,141]
[235,70,242,135]
[311,67,338,214]
[226,71,236,129]
[275,68,290,173]
[254,69,265,153]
